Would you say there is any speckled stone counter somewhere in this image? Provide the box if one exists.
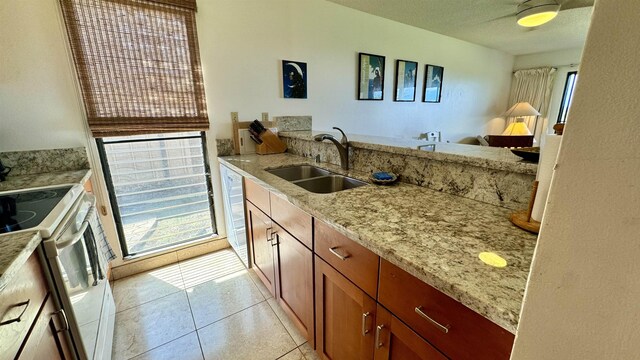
[279,131,538,175]
[0,232,42,291]
[219,153,537,333]
[0,169,92,192]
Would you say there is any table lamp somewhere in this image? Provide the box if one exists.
[502,102,540,135]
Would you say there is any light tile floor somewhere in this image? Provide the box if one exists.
[112,249,319,360]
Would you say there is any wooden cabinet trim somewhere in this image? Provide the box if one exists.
[244,177,271,216]
[246,200,276,297]
[0,253,49,359]
[315,220,379,298]
[315,256,376,360]
[378,259,514,360]
[269,193,313,250]
[374,304,447,360]
[273,223,315,346]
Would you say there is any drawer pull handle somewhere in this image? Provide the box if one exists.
[54,309,69,333]
[361,312,371,336]
[415,306,449,334]
[329,247,350,261]
[0,299,30,326]
[375,324,385,348]
[270,230,279,247]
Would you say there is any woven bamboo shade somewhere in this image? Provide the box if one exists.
[59,0,208,137]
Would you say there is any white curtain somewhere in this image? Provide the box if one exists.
[508,67,556,142]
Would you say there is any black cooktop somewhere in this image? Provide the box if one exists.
[0,186,73,234]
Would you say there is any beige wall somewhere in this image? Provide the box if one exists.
[512,0,640,358]
[195,0,514,143]
[0,0,87,152]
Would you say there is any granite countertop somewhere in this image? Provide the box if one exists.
[219,153,537,333]
[0,169,92,291]
[279,130,538,175]
[0,169,92,192]
[0,232,42,291]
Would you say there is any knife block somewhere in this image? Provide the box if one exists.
[256,129,287,155]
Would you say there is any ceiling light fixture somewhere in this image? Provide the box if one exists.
[516,0,561,27]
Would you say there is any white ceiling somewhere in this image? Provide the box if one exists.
[326,0,594,55]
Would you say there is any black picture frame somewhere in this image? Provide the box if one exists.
[423,64,444,103]
[282,60,307,99]
[394,59,418,102]
[358,52,385,100]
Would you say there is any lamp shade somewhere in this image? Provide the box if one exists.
[503,102,541,118]
[502,119,533,135]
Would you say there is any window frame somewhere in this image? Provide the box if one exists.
[96,131,217,258]
[556,71,578,124]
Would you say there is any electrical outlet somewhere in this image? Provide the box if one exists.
[231,112,239,122]
[261,112,269,123]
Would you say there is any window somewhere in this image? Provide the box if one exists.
[557,71,578,124]
[97,132,216,257]
[59,0,208,137]
[60,0,215,256]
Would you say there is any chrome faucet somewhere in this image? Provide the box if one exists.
[313,127,349,170]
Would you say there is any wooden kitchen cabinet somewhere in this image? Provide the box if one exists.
[247,200,277,297]
[273,223,314,345]
[374,305,447,360]
[315,256,376,360]
[17,294,72,360]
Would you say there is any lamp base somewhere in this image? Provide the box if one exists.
[509,211,540,234]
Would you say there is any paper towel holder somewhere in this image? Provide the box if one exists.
[510,180,541,234]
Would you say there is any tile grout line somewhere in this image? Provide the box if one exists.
[265,298,305,349]
[114,287,184,314]
[176,257,207,360]
[125,330,198,360]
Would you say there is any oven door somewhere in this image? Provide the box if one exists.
[44,193,113,360]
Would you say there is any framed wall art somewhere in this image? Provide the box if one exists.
[423,64,444,103]
[358,52,385,100]
[394,59,417,102]
[282,60,307,99]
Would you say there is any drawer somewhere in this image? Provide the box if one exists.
[244,177,270,216]
[315,220,379,298]
[378,259,514,360]
[0,252,49,359]
[269,193,312,249]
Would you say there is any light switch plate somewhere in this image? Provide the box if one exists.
[238,129,256,154]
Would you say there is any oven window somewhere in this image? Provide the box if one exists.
[96,132,216,257]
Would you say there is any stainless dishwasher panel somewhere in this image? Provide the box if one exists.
[220,164,249,267]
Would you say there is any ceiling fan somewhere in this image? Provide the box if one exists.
[497,0,594,28]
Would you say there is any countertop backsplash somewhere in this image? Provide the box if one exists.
[279,131,536,210]
[0,147,89,177]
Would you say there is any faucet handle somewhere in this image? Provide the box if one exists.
[332,127,348,145]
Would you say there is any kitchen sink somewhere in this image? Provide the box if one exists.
[267,165,332,181]
[293,175,368,194]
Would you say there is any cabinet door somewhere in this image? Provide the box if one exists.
[247,201,276,297]
[274,224,314,345]
[315,256,376,360]
[374,305,447,360]
[17,294,73,360]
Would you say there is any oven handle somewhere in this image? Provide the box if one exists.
[56,219,90,250]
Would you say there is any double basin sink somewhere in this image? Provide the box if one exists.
[266,165,367,194]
